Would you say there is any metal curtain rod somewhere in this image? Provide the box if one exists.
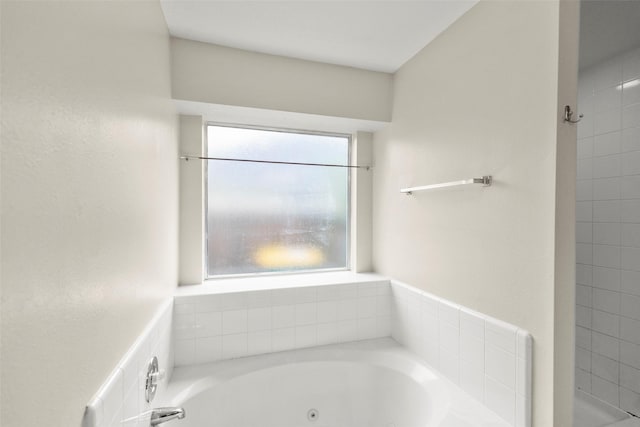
[401,176,492,195]
[180,155,370,170]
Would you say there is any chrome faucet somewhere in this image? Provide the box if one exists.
[150,407,186,426]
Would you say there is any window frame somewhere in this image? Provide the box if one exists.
[204,122,353,280]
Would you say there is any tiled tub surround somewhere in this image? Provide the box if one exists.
[390,281,533,427]
[83,299,173,427]
[576,45,640,414]
[172,273,392,365]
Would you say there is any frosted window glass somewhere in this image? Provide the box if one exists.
[207,125,349,276]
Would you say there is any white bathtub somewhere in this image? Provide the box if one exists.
[159,338,511,427]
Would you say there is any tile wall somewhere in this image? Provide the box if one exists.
[172,279,392,365]
[390,280,532,427]
[82,299,173,427]
[576,46,640,414]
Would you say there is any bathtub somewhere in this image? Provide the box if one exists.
[159,338,511,427]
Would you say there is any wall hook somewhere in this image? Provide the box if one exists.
[564,105,583,124]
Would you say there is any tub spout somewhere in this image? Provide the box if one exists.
[150,407,186,426]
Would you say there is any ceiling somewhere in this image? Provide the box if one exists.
[580,0,640,70]
[160,0,477,73]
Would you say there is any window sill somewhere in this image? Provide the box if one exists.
[174,271,388,297]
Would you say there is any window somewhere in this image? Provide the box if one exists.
[206,125,350,277]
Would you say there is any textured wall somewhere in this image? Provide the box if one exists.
[0,1,178,426]
[371,1,576,425]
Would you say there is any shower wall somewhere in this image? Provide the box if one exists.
[576,46,640,415]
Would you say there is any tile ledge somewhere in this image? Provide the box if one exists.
[175,271,389,297]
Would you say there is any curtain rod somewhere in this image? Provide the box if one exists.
[180,155,370,170]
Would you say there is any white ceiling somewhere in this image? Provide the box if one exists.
[160,0,477,73]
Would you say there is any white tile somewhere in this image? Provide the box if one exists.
[376,294,391,316]
[577,264,593,286]
[195,311,222,338]
[621,176,640,200]
[439,301,460,326]
[594,223,619,246]
[577,222,593,243]
[246,290,271,308]
[271,289,297,306]
[577,243,593,265]
[317,300,338,323]
[338,283,358,299]
[460,360,484,402]
[621,364,640,394]
[576,368,592,393]
[621,294,640,321]
[623,151,640,176]
[577,180,593,202]
[623,104,640,129]
[576,346,591,371]
[622,200,640,224]
[295,287,317,304]
[173,339,195,366]
[622,127,640,152]
[222,333,247,359]
[357,282,378,297]
[173,302,195,315]
[460,333,484,369]
[247,330,272,355]
[439,348,460,385]
[622,224,640,248]
[576,284,592,308]
[577,201,593,222]
[516,330,532,361]
[336,319,358,343]
[357,318,378,340]
[576,326,592,350]
[593,267,621,291]
[594,109,622,136]
[295,324,317,348]
[578,112,595,139]
[621,317,640,345]
[194,336,222,364]
[622,270,640,296]
[317,322,339,345]
[272,327,295,352]
[593,201,620,222]
[485,317,517,354]
[592,309,620,337]
[219,293,247,311]
[578,138,594,159]
[594,87,621,113]
[484,375,516,425]
[623,81,640,107]
[377,316,392,337]
[122,386,138,424]
[594,244,621,269]
[592,375,619,407]
[194,295,222,313]
[621,341,640,370]
[592,352,619,383]
[592,331,620,361]
[594,132,622,156]
[422,312,439,350]
[516,395,531,427]
[516,356,530,397]
[247,307,271,332]
[622,247,640,271]
[85,397,104,427]
[578,159,594,180]
[172,313,196,340]
[357,296,377,319]
[593,156,621,183]
[222,309,247,335]
[592,288,620,314]
[336,298,357,320]
[316,285,341,302]
[593,178,621,201]
[485,344,516,389]
[620,387,640,415]
[272,305,295,328]
[295,302,317,326]
[439,321,459,354]
[576,305,592,329]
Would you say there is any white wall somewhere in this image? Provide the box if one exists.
[371,1,577,425]
[575,45,640,414]
[0,2,178,426]
[171,37,393,122]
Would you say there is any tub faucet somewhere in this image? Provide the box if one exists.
[150,407,186,426]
